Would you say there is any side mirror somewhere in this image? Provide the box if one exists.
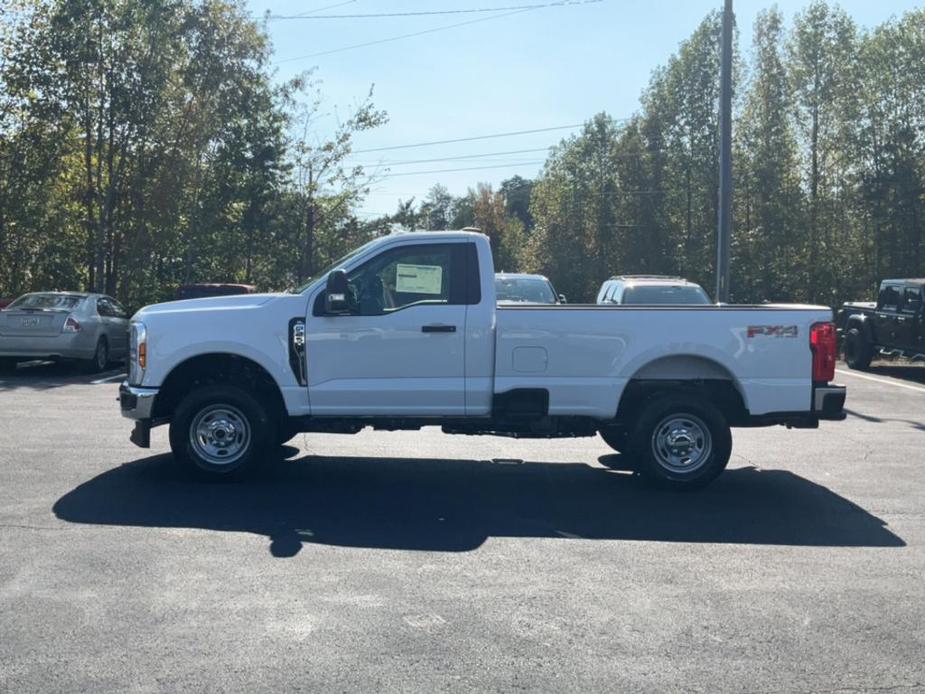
[325,269,350,314]
[558,294,568,304]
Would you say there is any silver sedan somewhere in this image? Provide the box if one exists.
[0,292,130,373]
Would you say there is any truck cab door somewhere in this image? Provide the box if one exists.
[875,283,903,349]
[898,285,924,355]
[306,241,478,416]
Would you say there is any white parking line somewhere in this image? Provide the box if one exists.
[835,369,925,394]
[90,373,126,385]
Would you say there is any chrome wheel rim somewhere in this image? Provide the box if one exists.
[189,404,251,466]
[651,413,712,474]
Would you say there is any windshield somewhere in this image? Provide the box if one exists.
[290,237,382,294]
[495,277,557,304]
[7,293,84,310]
[622,285,711,305]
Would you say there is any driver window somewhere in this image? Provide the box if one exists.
[347,245,454,315]
[879,285,901,311]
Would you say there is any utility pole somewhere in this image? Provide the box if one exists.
[715,0,733,303]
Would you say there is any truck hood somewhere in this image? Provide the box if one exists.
[134,293,282,319]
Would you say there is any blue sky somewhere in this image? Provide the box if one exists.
[249,0,920,218]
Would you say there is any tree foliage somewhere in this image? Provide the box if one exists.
[0,0,386,307]
[504,3,925,304]
[3,1,924,310]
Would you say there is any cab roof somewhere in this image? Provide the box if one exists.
[607,275,701,287]
[387,229,486,240]
[883,278,925,285]
[495,273,550,281]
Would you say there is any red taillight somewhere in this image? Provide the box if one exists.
[810,321,836,383]
[63,315,81,333]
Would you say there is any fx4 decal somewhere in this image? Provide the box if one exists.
[747,325,799,338]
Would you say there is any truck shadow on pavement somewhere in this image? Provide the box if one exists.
[863,362,925,385]
[845,408,925,432]
[53,453,906,557]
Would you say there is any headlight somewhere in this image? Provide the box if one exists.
[129,322,147,385]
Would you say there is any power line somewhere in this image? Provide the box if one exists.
[267,1,603,20]
[293,1,357,17]
[276,7,534,62]
[379,161,546,178]
[351,124,589,154]
[356,147,552,166]
[356,146,662,166]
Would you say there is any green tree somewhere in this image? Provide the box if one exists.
[734,8,806,302]
[787,0,859,303]
[855,10,925,291]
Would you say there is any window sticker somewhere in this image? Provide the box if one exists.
[396,263,443,295]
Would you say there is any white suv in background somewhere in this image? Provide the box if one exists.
[596,275,712,305]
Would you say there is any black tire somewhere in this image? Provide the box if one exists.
[83,338,108,374]
[276,420,301,446]
[844,326,873,370]
[598,425,628,453]
[169,384,274,478]
[627,392,732,490]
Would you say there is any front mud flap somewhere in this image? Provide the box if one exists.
[130,420,151,448]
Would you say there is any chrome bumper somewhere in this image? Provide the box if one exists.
[119,381,158,420]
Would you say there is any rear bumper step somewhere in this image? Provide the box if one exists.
[814,384,847,421]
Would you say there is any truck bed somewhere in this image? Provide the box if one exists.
[495,303,834,418]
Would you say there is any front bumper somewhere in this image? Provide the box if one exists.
[120,382,159,449]
[813,384,847,421]
[119,382,158,420]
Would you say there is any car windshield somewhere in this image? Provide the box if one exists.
[622,285,710,305]
[7,293,84,310]
[290,237,382,294]
[495,277,557,304]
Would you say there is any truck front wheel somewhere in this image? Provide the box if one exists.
[628,393,731,490]
[169,384,273,477]
[844,327,873,370]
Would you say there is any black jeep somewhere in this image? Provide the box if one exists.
[838,279,925,369]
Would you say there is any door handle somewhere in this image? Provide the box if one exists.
[422,324,456,333]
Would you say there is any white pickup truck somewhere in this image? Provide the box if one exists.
[120,230,845,488]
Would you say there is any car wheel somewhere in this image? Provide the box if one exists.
[844,327,872,370]
[169,384,273,478]
[84,338,108,374]
[628,392,732,490]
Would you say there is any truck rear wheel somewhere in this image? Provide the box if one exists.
[844,327,873,370]
[169,384,273,477]
[628,392,731,490]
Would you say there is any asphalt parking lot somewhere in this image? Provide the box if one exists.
[1,361,924,693]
